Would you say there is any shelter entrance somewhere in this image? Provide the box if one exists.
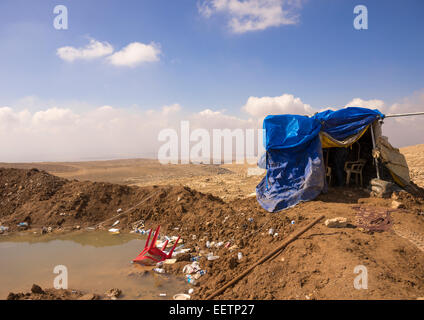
[323,128,376,188]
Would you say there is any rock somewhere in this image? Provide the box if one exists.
[228,257,238,270]
[7,293,19,300]
[391,200,405,209]
[325,217,348,228]
[31,284,45,294]
[78,293,97,300]
[105,288,122,299]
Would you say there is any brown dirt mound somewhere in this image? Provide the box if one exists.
[0,167,231,234]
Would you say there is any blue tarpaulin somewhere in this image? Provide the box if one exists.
[256,107,384,212]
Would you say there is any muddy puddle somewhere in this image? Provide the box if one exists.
[0,231,187,299]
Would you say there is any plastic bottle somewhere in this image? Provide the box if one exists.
[215,242,224,248]
[187,276,197,285]
[153,268,165,274]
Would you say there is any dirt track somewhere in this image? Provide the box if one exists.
[1,166,424,300]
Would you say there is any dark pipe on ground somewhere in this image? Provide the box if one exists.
[206,215,325,300]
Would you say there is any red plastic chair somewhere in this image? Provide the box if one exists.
[133,225,180,264]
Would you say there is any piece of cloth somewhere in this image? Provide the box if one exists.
[256,107,384,212]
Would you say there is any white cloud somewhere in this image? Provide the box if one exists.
[198,0,302,33]
[57,39,114,62]
[242,93,313,119]
[346,98,385,110]
[191,108,254,129]
[107,42,161,67]
[336,94,424,148]
[161,104,182,116]
[1,91,423,162]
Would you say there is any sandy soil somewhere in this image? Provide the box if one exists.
[401,144,424,188]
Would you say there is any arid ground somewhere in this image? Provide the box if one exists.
[1,144,424,300]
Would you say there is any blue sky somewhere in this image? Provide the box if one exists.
[0,0,423,161]
[0,0,422,112]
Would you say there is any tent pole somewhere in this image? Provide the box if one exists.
[370,123,380,179]
[385,111,424,118]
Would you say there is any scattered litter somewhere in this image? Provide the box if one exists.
[215,242,224,248]
[0,226,9,234]
[188,288,194,294]
[108,228,120,234]
[268,228,275,236]
[17,222,29,230]
[172,248,190,257]
[173,293,190,300]
[112,220,120,227]
[164,258,177,264]
[325,217,348,228]
[116,208,123,213]
[159,293,167,297]
[248,218,254,223]
[273,233,279,237]
[153,268,165,274]
[291,220,295,225]
[207,255,220,261]
[183,262,201,274]
[237,252,243,261]
[224,242,231,248]
[187,277,197,285]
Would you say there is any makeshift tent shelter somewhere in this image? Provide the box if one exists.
[256,107,415,213]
